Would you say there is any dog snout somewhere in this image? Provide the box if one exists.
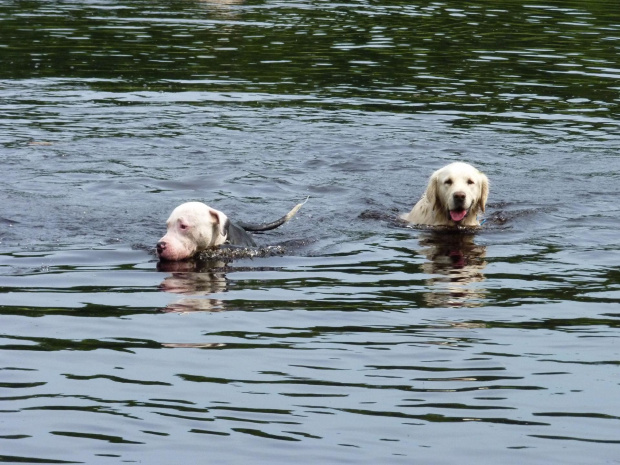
[156,241,167,255]
[453,191,466,203]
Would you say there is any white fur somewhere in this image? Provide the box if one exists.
[401,162,489,227]
[157,202,228,261]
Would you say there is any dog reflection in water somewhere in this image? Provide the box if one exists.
[157,259,228,313]
[419,232,487,308]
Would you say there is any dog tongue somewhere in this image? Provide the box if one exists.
[450,209,468,222]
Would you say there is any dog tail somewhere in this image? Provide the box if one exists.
[238,197,308,232]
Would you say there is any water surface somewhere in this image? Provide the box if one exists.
[1,0,620,463]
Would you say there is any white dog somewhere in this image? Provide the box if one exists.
[157,201,304,261]
[401,162,489,227]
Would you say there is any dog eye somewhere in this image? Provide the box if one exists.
[444,178,453,185]
[179,223,189,230]
[467,179,475,185]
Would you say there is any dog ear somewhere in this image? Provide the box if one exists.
[479,172,489,213]
[208,208,230,239]
[426,174,442,211]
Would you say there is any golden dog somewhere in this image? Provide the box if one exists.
[402,162,489,227]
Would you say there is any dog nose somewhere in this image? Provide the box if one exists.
[453,191,466,202]
[156,241,166,254]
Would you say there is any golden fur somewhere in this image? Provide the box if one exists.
[401,162,489,227]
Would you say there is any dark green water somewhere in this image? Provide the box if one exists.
[1,1,619,463]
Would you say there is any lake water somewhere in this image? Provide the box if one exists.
[1,0,620,463]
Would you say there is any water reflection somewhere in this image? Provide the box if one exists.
[156,245,291,312]
[2,0,620,462]
[419,232,487,308]
[158,259,229,313]
[196,0,244,15]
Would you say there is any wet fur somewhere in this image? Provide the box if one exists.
[157,201,303,261]
[401,162,489,227]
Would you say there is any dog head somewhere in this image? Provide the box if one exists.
[426,162,489,225]
[157,202,230,261]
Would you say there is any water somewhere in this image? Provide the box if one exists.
[1,0,620,463]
